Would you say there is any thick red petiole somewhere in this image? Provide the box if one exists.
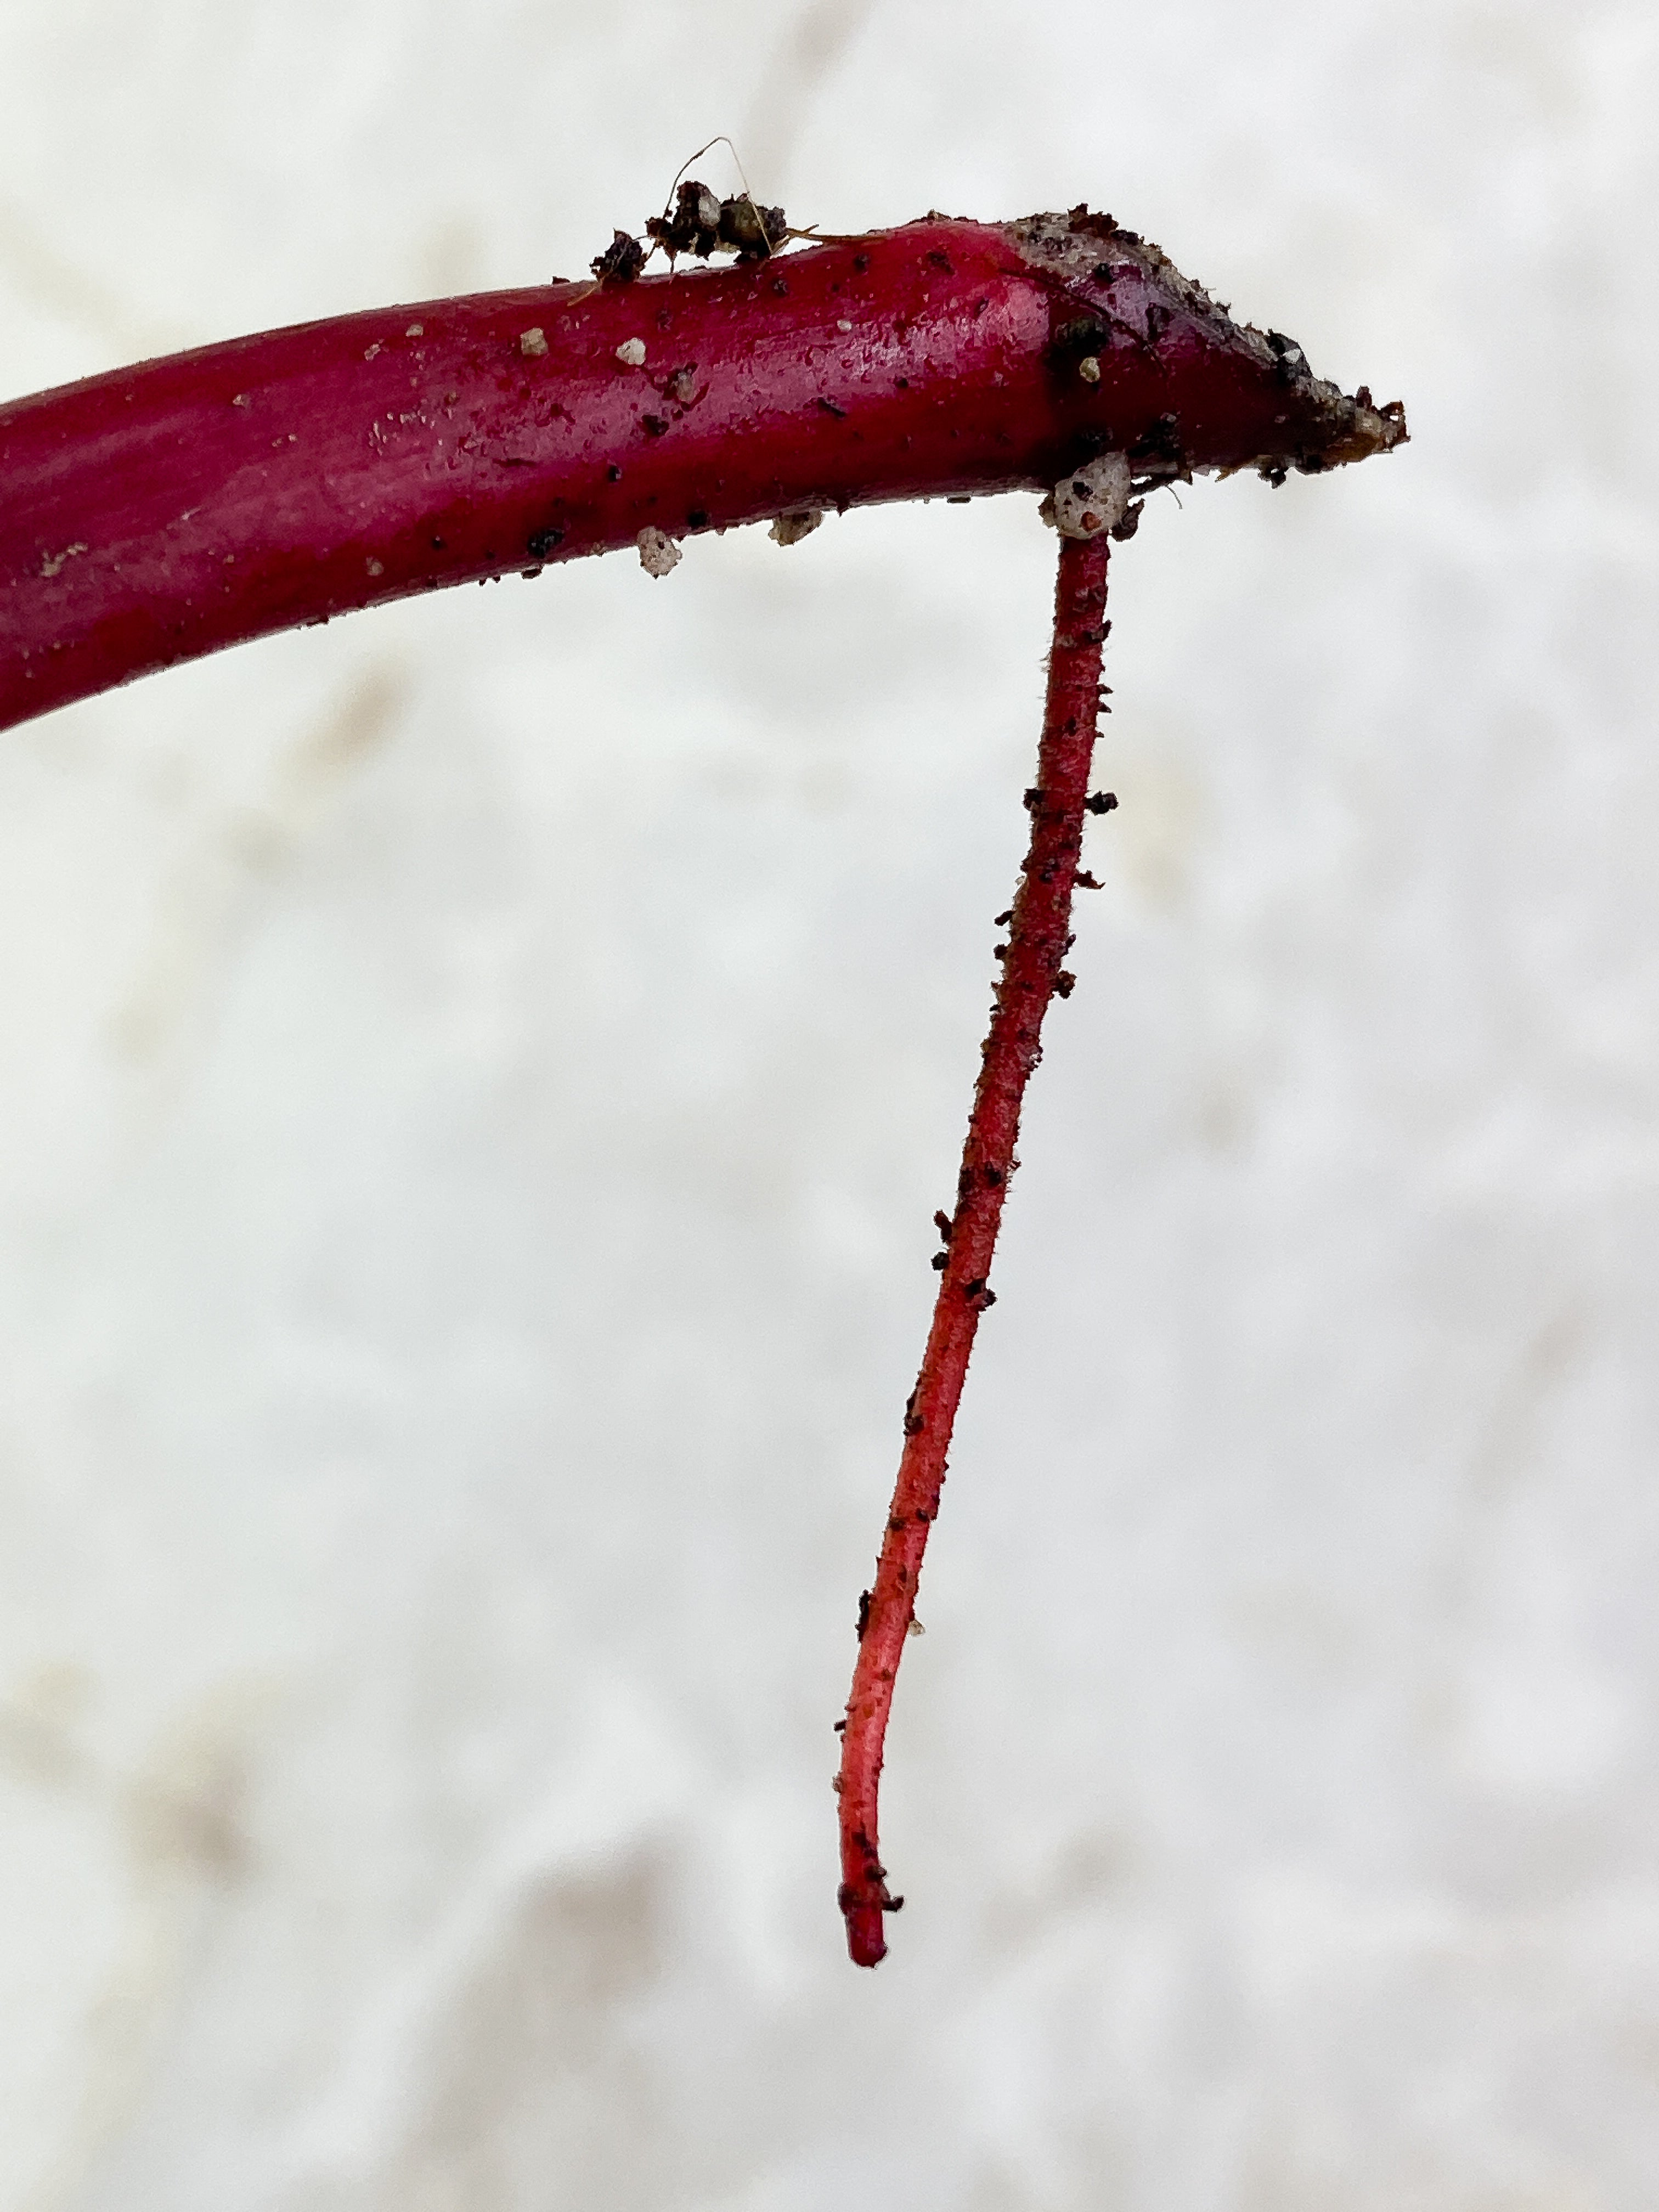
[0,208,1403,734]
[837,528,1114,1967]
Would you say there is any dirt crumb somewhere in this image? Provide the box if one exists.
[769,510,823,548]
[1041,452,1132,540]
[637,527,681,578]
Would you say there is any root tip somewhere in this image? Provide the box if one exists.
[844,1903,889,1967]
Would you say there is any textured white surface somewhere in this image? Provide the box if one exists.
[2,2,1657,2206]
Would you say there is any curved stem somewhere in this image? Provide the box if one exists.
[1,210,1403,732]
[836,527,1113,1967]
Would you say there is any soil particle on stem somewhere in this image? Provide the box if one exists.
[769,509,823,546]
[1042,453,1132,540]
[636,527,681,578]
[591,231,646,284]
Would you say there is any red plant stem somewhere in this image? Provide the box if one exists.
[837,527,1113,1967]
[1,200,1407,1970]
[1,210,1403,732]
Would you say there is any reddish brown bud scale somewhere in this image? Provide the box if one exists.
[0,208,1403,731]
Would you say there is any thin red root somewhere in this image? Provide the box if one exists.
[836,527,1114,1966]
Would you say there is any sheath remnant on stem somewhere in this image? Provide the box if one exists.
[837,527,1115,1968]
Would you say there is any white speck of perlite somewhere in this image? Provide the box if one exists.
[837,319,853,332]
[366,558,384,577]
[363,343,381,360]
[636,527,680,578]
[1042,452,1132,540]
[520,328,548,358]
[406,323,424,337]
[616,337,646,367]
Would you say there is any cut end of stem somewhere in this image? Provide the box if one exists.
[1005,206,1408,486]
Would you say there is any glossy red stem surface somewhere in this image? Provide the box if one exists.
[0,202,1408,1973]
[1,210,1403,731]
[836,530,1112,1967]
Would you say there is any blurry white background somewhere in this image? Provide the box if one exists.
[2,2,1657,2206]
